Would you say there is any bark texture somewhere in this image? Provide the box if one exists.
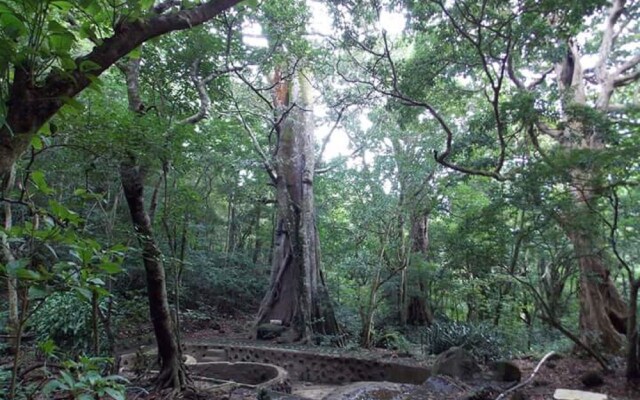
[256,69,340,342]
[554,38,628,353]
[120,163,186,389]
[406,212,433,326]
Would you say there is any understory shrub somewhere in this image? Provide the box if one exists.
[43,356,127,400]
[31,292,103,356]
[181,252,267,314]
[422,320,512,361]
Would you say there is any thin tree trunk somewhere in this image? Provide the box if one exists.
[1,165,19,354]
[406,213,433,326]
[252,203,263,265]
[120,162,186,389]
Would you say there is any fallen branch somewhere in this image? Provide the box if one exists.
[495,351,556,400]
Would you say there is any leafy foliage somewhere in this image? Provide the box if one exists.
[42,357,127,400]
[31,292,98,355]
[422,321,513,361]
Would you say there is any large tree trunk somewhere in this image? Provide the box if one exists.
[626,281,640,380]
[120,162,186,389]
[553,38,628,353]
[565,223,627,352]
[255,69,340,342]
[406,212,433,326]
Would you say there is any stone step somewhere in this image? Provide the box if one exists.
[205,349,227,359]
[201,356,226,362]
[554,389,607,400]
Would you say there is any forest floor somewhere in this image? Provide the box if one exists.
[177,315,640,400]
[4,314,640,399]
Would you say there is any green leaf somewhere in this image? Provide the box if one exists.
[31,135,43,150]
[38,338,58,356]
[75,286,92,301]
[60,57,76,70]
[128,46,142,60]
[6,259,28,277]
[104,387,125,400]
[31,170,54,195]
[87,277,105,286]
[80,60,101,72]
[99,262,122,275]
[48,32,75,55]
[0,12,27,39]
[51,1,74,11]
[16,268,42,281]
[28,286,49,300]
[43,379,67,394]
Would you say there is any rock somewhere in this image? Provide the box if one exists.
[461,385,501,400]
[322,381,415,400]
[490,360,522,382]
[420,375,467,396]
[509,392,527,400]
[580,371,604,388]
[553,389,607,400]
[256,324,286,340]
[432,346,481,380]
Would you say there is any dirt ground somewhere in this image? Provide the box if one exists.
[4,314,640,399]
[179,316,640,400]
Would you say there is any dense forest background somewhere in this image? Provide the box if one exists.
[0,0,639,398]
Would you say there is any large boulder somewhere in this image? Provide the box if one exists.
[432,347,481,380]
[322,382,415,400]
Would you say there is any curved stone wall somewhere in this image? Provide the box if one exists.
[183,343,430,385]
[190,362,291,393]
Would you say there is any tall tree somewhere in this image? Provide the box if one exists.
[253,67,341,342]
[507,0,638,352]
[0,0,243,356]
[335,0,639,353]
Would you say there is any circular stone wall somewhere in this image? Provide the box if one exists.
[190,361,290,392]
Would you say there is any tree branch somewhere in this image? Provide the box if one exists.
[2,0,243,162]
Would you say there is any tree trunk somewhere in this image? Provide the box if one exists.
[554,39,628,353]
[252,203,263,265]
[565,226,627,352]
[255,69,340,342]
[1,165,20,354]
[627,281,640,380]
[120,162,186,389]
[406,213,433,326]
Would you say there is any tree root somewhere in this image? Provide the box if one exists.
[154,357,192,392]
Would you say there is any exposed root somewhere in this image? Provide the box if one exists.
[154,357,192,393]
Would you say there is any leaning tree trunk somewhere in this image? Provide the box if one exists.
[118,56,188,389]
[120,162,186,389]
[406,212,433,326]
[255,69,340,342]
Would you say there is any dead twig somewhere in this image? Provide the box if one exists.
[495,351,556,400]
